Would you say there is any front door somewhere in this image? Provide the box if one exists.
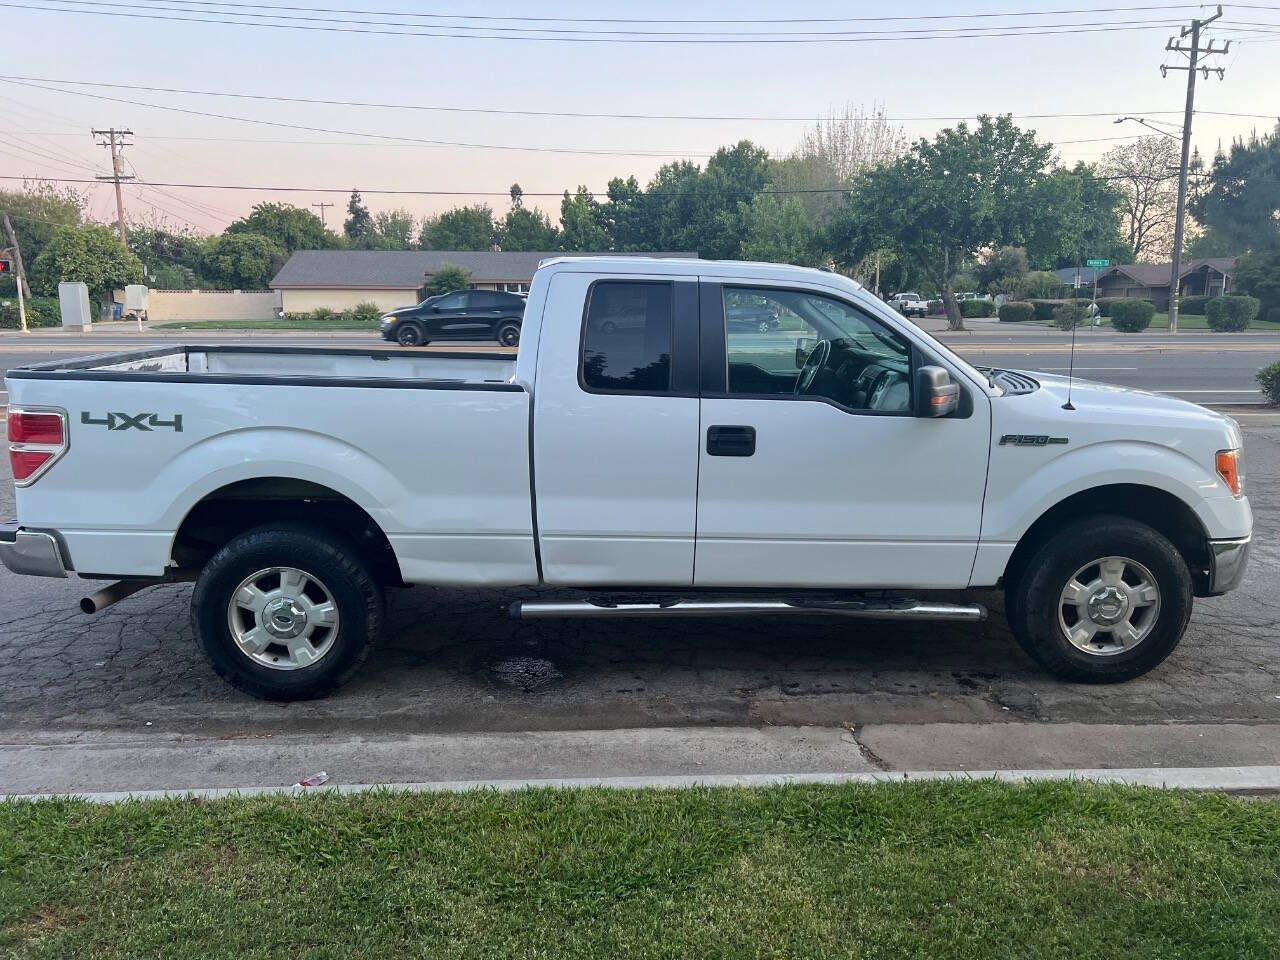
[533,271,701,585]
[694,281,991,589]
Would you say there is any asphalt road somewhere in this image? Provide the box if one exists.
[1,416,1277,744]
[1,327,1276,405]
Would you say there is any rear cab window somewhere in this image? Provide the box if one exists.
[580,281,674,393]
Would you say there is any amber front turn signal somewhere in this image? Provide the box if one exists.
[1216,449,1241,496]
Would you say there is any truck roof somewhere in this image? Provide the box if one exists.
[534,255,863,295]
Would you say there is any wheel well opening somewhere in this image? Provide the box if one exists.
[1003,484,1210,591]
[172,478,403,586]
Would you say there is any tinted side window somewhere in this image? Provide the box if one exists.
[581,281,673,393]
[470,291,498,308]
[434,292,466,310]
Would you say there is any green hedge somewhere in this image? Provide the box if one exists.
[1052,303,1088,330]
[998,301,1035,323]
[0,296,62,329]
[1205,295,1259,332]
[959,299,995,318]
[350,301,383,324]
[1260,361,1280,405]
[1266,306,1280,325]
[1178,295,1211,315]
[1110,299,1155,333]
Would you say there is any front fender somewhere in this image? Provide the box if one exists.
[981,439,1233,546]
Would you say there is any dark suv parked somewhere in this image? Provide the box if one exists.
[379,290,526,347]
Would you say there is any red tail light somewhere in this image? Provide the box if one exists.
[7,407,68,486]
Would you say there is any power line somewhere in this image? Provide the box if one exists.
[5,75,1275,124]
[0,78,718,158]
[14,0,1211,25]
[0,3,1194,42]
[8,1,1194,37]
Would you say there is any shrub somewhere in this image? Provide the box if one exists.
[1259,361,1280,406]
[926,299,943,316]
[0,296,62,329]
[1178,295,1211,315]
[1205,294,1260,332]
[1052,303,1088,330]
[959,299,994,318]
[350,301,383,324]
[1265,307,1280,325]
[1027,299,1061,323]
[1110,299,1155,333]
[426,264,471,297]
[998,301,1034,323]
[1094,297,1122,317]
[309,306,338,323]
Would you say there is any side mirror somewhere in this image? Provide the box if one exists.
[431,305,441,313]
[795,336,816,369]
[916,365,959,417]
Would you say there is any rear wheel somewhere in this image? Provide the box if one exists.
[397,323,424,347]
[495,320,521,347]
[192,524,383,700]
[1006,515,1192,682]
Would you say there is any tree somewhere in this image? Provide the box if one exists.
[1189,124,1280,253]
[1023,163,1129,269]
[1101,137,1180,262]
[227,202,341,252]
[199,232,286,289]
[127,222,207,289]
[739,193,822,267]
[1233,250,1280,318]
[828,115,1054,330]
[975,245,1028,294]
[496,205,559,251]
[372,209,418,250]
[0,180,87,294]
[559,187,610,251]
[29,223,143,301]
[343,189,375,244]
[425,263,470,296]
[420,205,494,250]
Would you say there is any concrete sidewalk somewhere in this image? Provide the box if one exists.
[4,722,1279,796]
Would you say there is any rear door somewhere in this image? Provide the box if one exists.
[693,280,991,589]
[532,271,701,585]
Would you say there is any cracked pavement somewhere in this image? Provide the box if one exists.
[1,421,1277,743]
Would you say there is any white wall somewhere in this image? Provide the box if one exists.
[145,289,282,323]
[279,288,420,313]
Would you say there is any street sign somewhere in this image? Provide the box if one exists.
[1086,258,1110,268]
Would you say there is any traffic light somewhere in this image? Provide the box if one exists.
[0,259,12,275]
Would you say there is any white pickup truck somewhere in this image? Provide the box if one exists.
[2,258,1251,700]
[888,292,930,318]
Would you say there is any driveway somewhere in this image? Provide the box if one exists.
[1,421,1277,743]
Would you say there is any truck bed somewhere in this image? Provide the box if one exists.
[16,344,517,386]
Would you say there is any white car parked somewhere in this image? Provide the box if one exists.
[2,258,1251,699]
[888,292,930,318]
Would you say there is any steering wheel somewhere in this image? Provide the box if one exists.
[794,339,831,395]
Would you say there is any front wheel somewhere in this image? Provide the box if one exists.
[495,320,521,347]
[1006,516,1192,683]
[192,524,384,700]
[396,323,424,347]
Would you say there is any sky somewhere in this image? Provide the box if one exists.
[1,0,1277,235]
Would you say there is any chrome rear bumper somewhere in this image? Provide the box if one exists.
[0,523,69,579]
[1207,536,1250,595]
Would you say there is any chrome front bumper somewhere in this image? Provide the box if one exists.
[1207,536,1250,595]
[0,523,69,579]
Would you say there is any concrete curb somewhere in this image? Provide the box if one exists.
[7,765,1280,803]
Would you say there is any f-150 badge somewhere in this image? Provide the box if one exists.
[81,412,183,432]
[999,434,1067,446]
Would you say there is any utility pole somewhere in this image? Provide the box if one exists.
[92,128,135,246]
[311,202,333,227]
[2,212,30,332]
[1161,5,1228,332]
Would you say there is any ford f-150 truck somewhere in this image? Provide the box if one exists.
[1,258,1251,700]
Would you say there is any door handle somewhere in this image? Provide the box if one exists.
[707,425,756,457]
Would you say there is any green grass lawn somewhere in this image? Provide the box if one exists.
[3,780,1278,958]
[1039,315,1280,331]
[153,318,379,331]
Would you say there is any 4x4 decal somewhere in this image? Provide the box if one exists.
[81,412,183,432]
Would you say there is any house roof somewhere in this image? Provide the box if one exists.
[1095,256,1239,289]
[271,250,696,289]
[1054,266,1099,286]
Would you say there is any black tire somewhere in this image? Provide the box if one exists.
[494,320,521,347]
[192,523,383,701]
[1006,515,1192,683]
[396,323,424,347]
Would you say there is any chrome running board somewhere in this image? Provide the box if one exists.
[511,597,986,622]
